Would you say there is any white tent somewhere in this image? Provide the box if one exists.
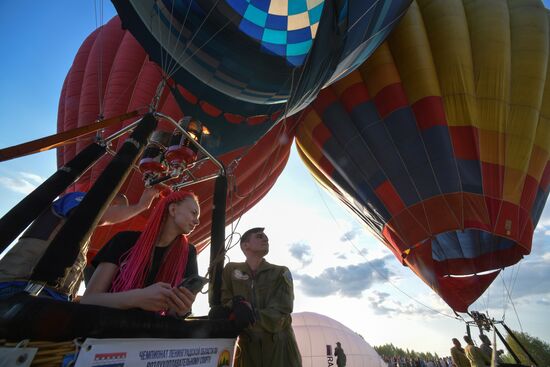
[292,312,387,367]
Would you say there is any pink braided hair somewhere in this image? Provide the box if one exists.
[111,190,197,292]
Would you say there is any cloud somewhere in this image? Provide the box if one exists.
[530,232,549,258]
[289,242,313,266]
[367,290,445,318]
[497,256,550,300]
[534,204,550,235]
[458,244,550,312]
[340,228,361,242]
[333,226,371,261]
[295,256,394,297]
[472,254,550,310]
[367,290,396,315]
[19,172,44,184]
[335,252,347,260]
[478,218,550,306]
[0,172,42,195]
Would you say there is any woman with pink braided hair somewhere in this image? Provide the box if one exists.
[81,191,200,317]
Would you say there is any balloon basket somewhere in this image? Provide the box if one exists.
[0,339,77,367]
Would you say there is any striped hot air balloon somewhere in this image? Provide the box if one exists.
[295,0,550,312]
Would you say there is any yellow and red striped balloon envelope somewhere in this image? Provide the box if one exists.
[295,0,550,312]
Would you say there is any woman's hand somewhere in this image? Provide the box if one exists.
[82,280,196,313]
[138,187,160,210]
[167,287,196,317]
[134,282,179,312]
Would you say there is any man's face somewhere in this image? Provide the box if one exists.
[244,231,269,256]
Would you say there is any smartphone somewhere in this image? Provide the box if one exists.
[178,275,209,294]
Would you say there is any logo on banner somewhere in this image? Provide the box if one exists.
[93,352,126,367]
[217,350,231,366]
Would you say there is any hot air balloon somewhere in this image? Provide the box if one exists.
[0,0,421,353]
[295,0,550,312]
[109,0,413,153]
[56,16,299,259]
[58,0,414,259]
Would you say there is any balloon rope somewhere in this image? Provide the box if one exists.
[498,272,524,333]
[500,260,522,322]
[483,233,505,313]
[349,2,408,37]
[161,0,195,78]
[161,0,229,80]
[206,117,291,272]
[225,30,320,182]
[384,8,512,316]
[154,0,167,79]
[236,0,334,163]
[313,180,461,320]
[303,82,414,249]
[310,49,433,250]
[216,44,325,255]
[376,110,435,236]
[166,17,233,81]
[500,267,512,321]
[83,173,166,298]
[157,0,338,266]
[207,76,305,269]
[94,0,105,119]
[509,261,522,305]
[161,0,177,75]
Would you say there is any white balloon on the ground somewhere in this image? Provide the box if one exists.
[292,312,387,367]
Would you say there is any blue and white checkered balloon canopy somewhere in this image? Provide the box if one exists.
[226,0,324,66]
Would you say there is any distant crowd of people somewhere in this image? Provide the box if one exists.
[384,356,453,367]
[384,334,503,367]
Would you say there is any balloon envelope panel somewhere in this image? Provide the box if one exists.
[295,0,550,312]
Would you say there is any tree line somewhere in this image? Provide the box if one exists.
[374,343,441,361]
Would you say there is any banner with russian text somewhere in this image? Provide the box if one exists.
[75,338,235,367]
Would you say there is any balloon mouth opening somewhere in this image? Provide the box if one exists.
[402,228,529,278]
[442,269,500,278]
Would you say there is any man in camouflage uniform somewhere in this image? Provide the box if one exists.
[221,227,302,367]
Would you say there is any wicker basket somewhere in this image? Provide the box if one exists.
[1,339,79,367]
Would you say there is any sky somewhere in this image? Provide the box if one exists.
[1,1,549,358]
